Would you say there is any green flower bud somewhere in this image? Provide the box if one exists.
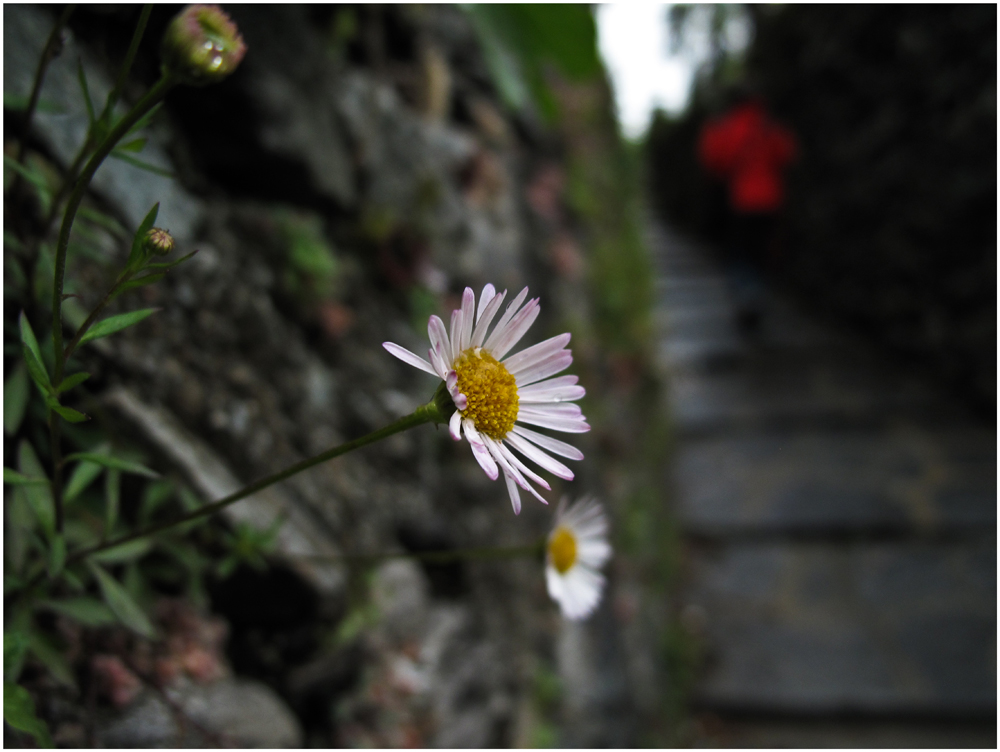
[161,5,247,85]
[143,227,175,256]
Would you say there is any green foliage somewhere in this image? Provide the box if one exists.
[276,209,339,307]
[4,362,30,435]
[463,4,602,121]
[63,451,159,479]
[3,681,53,748]
[88,561,158,639]
[216,518,284,579]
[77,307,159,346]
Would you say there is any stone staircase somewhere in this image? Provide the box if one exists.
[648,221,996,747]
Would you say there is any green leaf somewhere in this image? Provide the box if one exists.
[105,469,121,533]
[77,58,96,128]
[115,272,165,295]
[140,479,174,522]
[28,633,76,690]
[78,307,158,346]
[56,372,90,394]
[47,534,66,579]
[18,312,51,393]
[39,597,116,627]
[89,562,157,639]
[3,468,48,486]
[50,404,89,423]
[3,156,50,196]
[3,681,53,748]
[91,538,153,565]
[3,92,63,114]
[109,150,175,178]
[116,137,147,153]
[143,250,198,271]
[4,631,30,682]
[124,101,163,138]
[63,452,158,478]
[17,441,54,538]
[63,458,103,502]
[4,361,29,435]
[127,202,159,268]
[78,206,127,238]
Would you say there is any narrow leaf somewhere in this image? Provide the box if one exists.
[78,308,158,346]
[56,372,90,394]
[3,156,50,195]
[4,362,29,435]
[3,93,63,114]
[3,681,54,748]
[28,633,76,689]
[63,459,103,502]
[78,206,128,238]
[17,441,54,538]
[39,597,116,627]
[109,150,175,178]
[3,468,48,486]
[50,404,89,423]
[88,562,157,638]
[115,273,165,295]
[91,538,153,564]
[143,250,198,271]
[116,137,147,153]
[63,452,158,478]
[23,346,53,397]
[77,58,96,127]
[124,101,163,137]
[4,631,30,682]
[127,202,160,267]
[18,313,50,391]
[47,535,66,579]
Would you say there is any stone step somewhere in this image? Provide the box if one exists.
[675,428,997,535]
[684,540,997,714]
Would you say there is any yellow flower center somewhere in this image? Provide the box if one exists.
[454,347,519,440]
[548,526,578,574]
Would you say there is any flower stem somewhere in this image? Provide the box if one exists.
[301,541,545,565]
[98,5,153,127]
[64,402,446,566]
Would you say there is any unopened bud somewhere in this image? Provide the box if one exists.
[144,228,175,256]
[161,5,247,86]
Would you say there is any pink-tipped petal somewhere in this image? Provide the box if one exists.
[463,419,499,480]
[504,472,522,515]
[514,350,573,387]
[511,425,585,461]
[459,287,476,351]
[503,332,571,375]
[449,309,463,362]
[429,342,450,378]
[486,298,540,360]
[497,441,552,493]
[449,410,463,441]
[504,433,575,480]
[518,381,586,403]
[382,342,438,375]
[484,287,528,351]
[477,284,496,322]
[428,316,452,366]
[471,288,507,347]
[515,410,590,433]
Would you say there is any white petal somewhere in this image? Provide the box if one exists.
[477,284,496,322]
[518,381,586,403]
[464,419,500,481]
[471,289,507,347]
[428,316,452,367]
[577,540,613,569]
[449,410,463,441]
[511,425,584,461]
[382,342,438,375]
[515,410,590,433]
[504,433,574,480]
[486,298,540,360]
[520,403,584,419]
[459,287,475,351]
[514,351,573,387]
[496,440,551,493]
[449,309,463,362]
[429,342,449,378]
[503,332,571,375]
[559,566,605,620]
[504,472,522,515]
[483,287,528,352]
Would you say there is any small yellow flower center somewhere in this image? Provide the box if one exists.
[453,347,519,440]
[548,526,578,574]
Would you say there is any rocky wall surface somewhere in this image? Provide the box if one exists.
[5,5,648,747]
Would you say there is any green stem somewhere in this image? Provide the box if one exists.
[16,4,75,165]
[64,402,445,566]
[62,269,134,362]
[301,541,545,565]
[48,414,64,534]
[51,72,174,386]
[98,5,153,127]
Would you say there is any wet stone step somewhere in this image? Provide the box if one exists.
[675,428,997,534]
[684,540,997,714]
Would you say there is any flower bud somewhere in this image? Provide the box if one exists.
[161,5,247,85]
[143,228,175,256]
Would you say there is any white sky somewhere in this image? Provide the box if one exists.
[596,3,749,140]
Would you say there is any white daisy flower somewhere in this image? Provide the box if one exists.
[383,284,589,514]
[546,496,611,620]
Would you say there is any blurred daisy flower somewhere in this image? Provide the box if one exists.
[546,496,611,620]
[383,284,588,514]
